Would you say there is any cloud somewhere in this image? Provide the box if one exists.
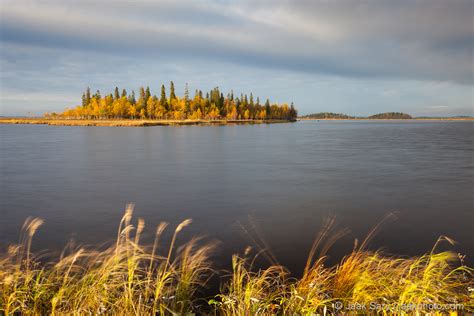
[0,0,472,117]
[1,0,472,84]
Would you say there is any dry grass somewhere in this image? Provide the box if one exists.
[213,215,473,315]
[0,207,472,315]
[0,204,215,314]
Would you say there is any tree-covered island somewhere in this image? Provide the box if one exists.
[47,83,297,121]
[368,112,412,119]
[300,112,413,120]
[300,112,355,119]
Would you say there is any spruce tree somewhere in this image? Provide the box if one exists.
[85,87,91,107]
[219,93,224,111]
[265,98,271,116]
[160,84,168,111]
[289,102,297,120]
[170,81,176,100]
[114,87,120,100]
[139,87,146,101]
[129,91,136,105]
[184,83,190,115]
[138,87,146,114]
[145,86,151,102]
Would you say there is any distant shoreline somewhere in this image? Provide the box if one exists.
[298,117,474,121]
[0,117,294,127]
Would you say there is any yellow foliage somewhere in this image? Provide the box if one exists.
[54,85,298,121]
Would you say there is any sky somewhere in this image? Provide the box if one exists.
[0,0,473,117]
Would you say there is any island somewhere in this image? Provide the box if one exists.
[0,83,297,126]
[299,112,413,120]
[299,112,472,120]
[368,112,412,119]
[299,112,355,119]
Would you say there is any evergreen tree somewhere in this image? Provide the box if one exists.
[139,87,146,102]
[129,91,136,105]
[219,93,225,115]
[121,89,127,98]
[81,92,87,107]
[138,87,146,115]
[160,84,168,111]
[170,81,176,100]
[114,87,120,100]
[235,98,241,117]
[85,87,91,107]
[184,83,190,116]
[289,102,297,120]
[145,86,151,102]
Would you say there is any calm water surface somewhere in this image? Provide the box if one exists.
[1,121,473,271]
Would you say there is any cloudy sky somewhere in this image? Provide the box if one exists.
[1,0,473,116]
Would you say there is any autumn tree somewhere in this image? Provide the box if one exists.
[59,85,297,121]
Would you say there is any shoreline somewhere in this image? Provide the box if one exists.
[1,117,472,127]
[0,118,294,127]
[298,117,474,121]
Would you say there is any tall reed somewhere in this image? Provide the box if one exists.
[0,206,471,315]
[0,204,214,314]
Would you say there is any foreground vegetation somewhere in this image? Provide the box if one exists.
[1,206,472,315]
[47,84,297,121]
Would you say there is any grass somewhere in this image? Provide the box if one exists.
[0,206,472,315]
[0,204,215,314]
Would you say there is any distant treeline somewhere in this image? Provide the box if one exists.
[300,112,355,119]
[300,112,412,119]
[49,83,297,121]
[368,112,412,119]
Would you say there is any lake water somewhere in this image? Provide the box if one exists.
[1,121,473,272]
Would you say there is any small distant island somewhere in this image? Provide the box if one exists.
[300,112,472,120]
[368,112,412,119]
[300,112,355,119]
[300,112,411,120]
